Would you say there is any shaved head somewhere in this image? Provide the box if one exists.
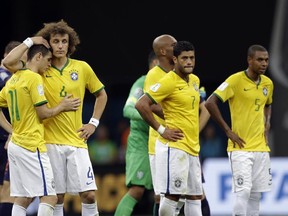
[152,34,177,56]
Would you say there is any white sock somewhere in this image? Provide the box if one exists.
[37,203,54,216]
[12,204,26,216]
[184,199,201,216]
[159,193,165,204]
[159,197,178,216]
[53,203,64,216]
[246,192,261,216]
[82,202,99,216]
[175,197,185,215]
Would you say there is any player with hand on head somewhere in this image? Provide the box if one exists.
[2,37,81,216]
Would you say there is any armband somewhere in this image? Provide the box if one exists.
[23,37,33,48]
[89,118,100,128]
[157,125,165,135]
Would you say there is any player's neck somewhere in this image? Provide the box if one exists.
[158,58,174,72]
[52,56,68,70]
[246,69,260,84]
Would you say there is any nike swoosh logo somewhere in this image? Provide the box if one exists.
[86,182,93,185]
[179,87,184,90]
[243,88,253,91]
[45,75,52,78]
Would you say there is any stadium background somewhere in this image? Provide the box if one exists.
[1,0,287,215]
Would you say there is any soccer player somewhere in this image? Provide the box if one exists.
[114,50,159,216]
[35,20,107,216]
[144,34,177,215]
[145,35,211,216]
[136,41,204,216]
[0,41,23,215]
[205,44,273,216]
[1,39,81,216]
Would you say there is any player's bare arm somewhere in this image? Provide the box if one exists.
[35,94,80,120]
[205,94,245,148]
[77,88,108,140]
[135,94,183,142]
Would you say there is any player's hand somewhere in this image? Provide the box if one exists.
[61,94,81,111]
[31,36,50,48]
[161,127,184,142]
[4,134,11,150]
[226,129,245,148]
[77,124,96,141]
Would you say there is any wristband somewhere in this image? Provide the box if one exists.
[23,37,33,48]
[89,118,99,128]
[157,125,165,135]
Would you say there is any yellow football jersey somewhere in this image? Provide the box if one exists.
[42,58,104,148]
[146,71,201,156]
[0,69,47,152]
[144,66,168,155]
[214,71,273,152]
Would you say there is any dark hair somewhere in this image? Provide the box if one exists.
[27,45,51,61]
[173,41,195,57]
[4,41,21,55]
[247,45,267,57]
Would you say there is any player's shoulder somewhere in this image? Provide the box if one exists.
[68,58,90,67]
[224,71,245,83]
[133,75,146,85]
[261,74,273,84]
[146,66,166,77]
[189,73,200,81]
[229,71,245,79]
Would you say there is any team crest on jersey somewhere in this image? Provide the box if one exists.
[263,87,268,96]
[236,175,244,186]
[70,71,78,81]
[136,171,144,179]
[174,177,183,188]
[51,178,55,189]
[150,83,161,92]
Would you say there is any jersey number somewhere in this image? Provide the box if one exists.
[255,99,260,111]
[191,96,196,109]
[60,86,67,97]
[8,90,20,122]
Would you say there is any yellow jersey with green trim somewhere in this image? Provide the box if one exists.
[0,69,48,152]
[42,58,104,148]
[214,71,273,152]
[146,71,201,156]
[144,66,167,155]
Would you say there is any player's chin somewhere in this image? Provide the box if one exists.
[184,68,193,74]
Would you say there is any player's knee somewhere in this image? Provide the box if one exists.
[80,190,96,204]
[185,194,202,200]
[250,192,261,201]
[56,194,65,204]
[40,195,58,207]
